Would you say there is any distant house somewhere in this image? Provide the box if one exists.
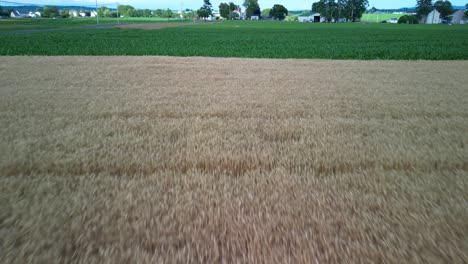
[90,11,97,17]
[79,11,91,17]
[28,11,41,18]
[425,10,441,24]
[69,10,79,17]
[205,15,215,21]
[250,15,259,20]
[298,13,323,23]
[10,10,27,18]
[449,10,466,24]
[298,14,311,22]
[232,10,241,19]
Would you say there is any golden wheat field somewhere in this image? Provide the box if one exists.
[0,57,467,263]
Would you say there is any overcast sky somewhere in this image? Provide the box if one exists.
[15,0,468,10]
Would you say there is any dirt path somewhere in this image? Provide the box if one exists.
[0,23,120,34]
[0,22,194,34]
[114,22,196,30]
[1,57,467,263]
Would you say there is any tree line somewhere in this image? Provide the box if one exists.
[203,0,371,21]
[3,1,465,21]
[311,0,368,22]
[196,0,287,21]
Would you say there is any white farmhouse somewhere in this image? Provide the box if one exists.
[69,10,79,17]
[10,10,27,18]
[449,10,466,24]
[27,11,41,18]
[425,10,441,24]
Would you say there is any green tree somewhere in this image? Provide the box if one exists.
[118,5,135,17]
[104,9,112,17]
[311,0,336,21]
[143,9,152,17]
[312,1,324,13]
[345,0,368,22]
[49,6,59,17]
[286,15,299,21]
[261,8,272,16]
[465,3,468,18]
[43,6,51,17]
[228,3,238,19]
[0,6,3,15]
[197,0,213,19]
[270,4,288,20]
[154,9,163,17]
[326,0,338,21]
[336,0,347,20]
[398,14,419,23]
[127,9,137,17]
[434,0,453,19]
[243,0,261,18]
[60,9,70,18]
[416,0,433,18]
[312,0,367,21]
[219,2,237,19]
[162,9,173,18]
[219,3,230,18]
[185,10,196,19]
[98,7,109,18]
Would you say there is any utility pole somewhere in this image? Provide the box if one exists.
[95,0,99,25]
[117,2,120,24]
[181,0,183,22]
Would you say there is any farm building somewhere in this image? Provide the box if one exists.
[298,13,322,22]
[79,11,91,17]
[69,10,79,17]
[449,10,466,24]
[424,10,441,24]
[10,10,27,18]
[27,12,41,18]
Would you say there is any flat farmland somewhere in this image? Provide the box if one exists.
[1,57,467,263]
[1,21,468,59]
[361,13,405,23]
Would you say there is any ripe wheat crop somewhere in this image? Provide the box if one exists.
[0,57,467,263]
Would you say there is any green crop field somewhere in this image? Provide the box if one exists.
[1,20,468,59]
[361,13,406,23]
[0,17,183,32]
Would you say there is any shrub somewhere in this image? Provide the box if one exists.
[398,15,419,24]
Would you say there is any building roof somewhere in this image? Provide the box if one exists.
[298,13,320,17]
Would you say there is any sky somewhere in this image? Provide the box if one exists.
[11,0,468,10]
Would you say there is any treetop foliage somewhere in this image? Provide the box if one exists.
[311,0,368,22]
[270,4,288,20]
[243,0,261,18]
